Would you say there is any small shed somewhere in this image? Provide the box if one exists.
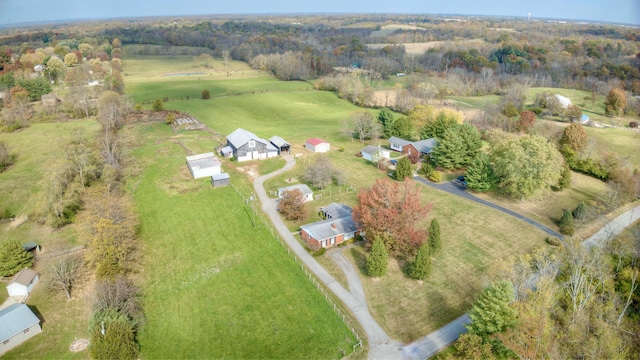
[0,304,42,355]
[6,268,39,297]
[186,153,221,179]
[269,136,291,154]
[22,242,40,253]
[361,145,391,162]
[305,138,330,153]
[211,173,230,188]
[220,146,233,159]
[278,184,314,202]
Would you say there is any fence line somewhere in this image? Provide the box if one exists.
[36,245,87,260]
[229,184,363,352]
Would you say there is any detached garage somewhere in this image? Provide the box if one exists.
[6,268,39,297]
[0,303,42,355]
[305,138,330,153]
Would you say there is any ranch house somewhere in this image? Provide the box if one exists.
[388,136,437,157]
[0,304,42,355]
[225,128,278,162]
[300,203,361,250]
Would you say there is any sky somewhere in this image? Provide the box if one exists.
[0,0,638,26]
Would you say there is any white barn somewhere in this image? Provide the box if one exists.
[0,304,42,355]
[277,184,314,202]
[186,153,221,179]
[6,268,39,297]
[304,138,330,153]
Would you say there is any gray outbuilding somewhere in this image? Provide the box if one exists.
[0,303,42,355]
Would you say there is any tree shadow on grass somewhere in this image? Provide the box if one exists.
[348,246,368,277]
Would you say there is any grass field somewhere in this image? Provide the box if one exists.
[127,124,357,359]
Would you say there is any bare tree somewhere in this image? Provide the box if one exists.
[342,112,381,143]
[47,255,83,300]
[94,276,143,326]
[97,91,126,130]
[221,50,231,68]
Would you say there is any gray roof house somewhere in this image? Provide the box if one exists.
[0,304,42,355]
[388,136,437,156]
[226,128,278,162]
[278,184,313,202]
[269,136,291,154]
[300,203,362,250]
[321,203,353,219]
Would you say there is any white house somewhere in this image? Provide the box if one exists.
[186,153,221,179]
[304,138,330,153]
[361,145,391,162]
[6,268,39,297]
[277,184,314,202]
[0,304,42,355]
[554,94,572,109]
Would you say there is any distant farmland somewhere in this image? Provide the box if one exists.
[366,38,486,55]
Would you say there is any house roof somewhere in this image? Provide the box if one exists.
[22,242,39,252]
[322,203,353,219]
[278,184,313,196]
[554,94,571,108]
[0,304,40,342]
[10,268,38,286]
[212,173,230,181]
[300,216,359,241]
[412,138,438,153]
[227,128,262,148]
[186,153,221,171]
[269,136,290,148]
[220,146,233,156]
[305,138,327,146]
[580,114,590,122]
[361,145,379,155]
[388,136,412,147]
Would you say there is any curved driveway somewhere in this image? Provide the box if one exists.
[413,176,564,239]
[252,155,403,360]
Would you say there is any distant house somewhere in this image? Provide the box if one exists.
[0,304,42,355]
[388,136,437,156]
[211,173,230,188]
[304,138,330,153]
[554,94,572,109]
[226,128,278,162]
[6,268,39,297]
[277,184,314,202]
[186,153,221,179]
[361,145,391,162]
[300,204,361,249]
[269,136,291,154]
[580,114,590,124]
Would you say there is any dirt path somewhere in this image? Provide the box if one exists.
[252,154,403,360]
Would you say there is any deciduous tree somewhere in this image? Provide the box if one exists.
[47,255,83,300]
[277,189,307,221]
[98,91,125,130]
[516,110,536,133]
[342,111,381,143]
[302,156,344,189]
[352,178,432,258]
[566,105,582,122]
[604,88,626,116]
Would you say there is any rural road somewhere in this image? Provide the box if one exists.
[413,176,564,239]
[252,154,403,360]
[583,205,640,248]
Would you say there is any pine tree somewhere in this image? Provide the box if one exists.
[457,123,483,165]
[559,209,575,236]
[428,219,441,255]
[0,239,33,276]
[572,202,587,220]
[394,156,412,181]
[431,128,465,170]
[366,237,388,277]
[557,164,572,190]
[466,280,517,337]
[465,153,497,192]
[409,242,431,280]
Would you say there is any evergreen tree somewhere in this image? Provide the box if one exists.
[466,280,517,337]
[572,202,587,220]
[559,209,575,236]
[409,241,431,280]
[428,219,441,255]
[89,311,139,360]
[394,156,413,181]
[457,123,483,165]
[465,153,497,192]
[366,237,388,277]
[557,164,572,190]
[378,108,394,137]
[0,239,33,277]
[431,128,465,169]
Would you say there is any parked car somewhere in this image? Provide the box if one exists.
[390,159,398,165]
[456,175,467,187]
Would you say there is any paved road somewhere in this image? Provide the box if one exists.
[252,154,403,360]
[402,314,471,359]
[413,176,564,239]
[583,205,640,248]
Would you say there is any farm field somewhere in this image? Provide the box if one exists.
[127,124,357,359]
[366,39,486,55]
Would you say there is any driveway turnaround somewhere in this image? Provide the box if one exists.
[413,176,564,239]
[252,155,403,360]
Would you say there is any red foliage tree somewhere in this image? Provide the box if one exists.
[277,189,307,221]
[352,178,433,258]
[516,110,536,133]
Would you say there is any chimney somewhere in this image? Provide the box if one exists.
[331,223,336,230]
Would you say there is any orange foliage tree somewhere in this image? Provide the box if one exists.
[352,178,433,258]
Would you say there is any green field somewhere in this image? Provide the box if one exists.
[128,124,357,358]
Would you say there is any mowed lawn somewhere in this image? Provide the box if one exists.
[129,124,356,359]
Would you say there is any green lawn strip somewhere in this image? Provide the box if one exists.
[346,183,548,343]
[0,120,100,217]
[131,125,355,359]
